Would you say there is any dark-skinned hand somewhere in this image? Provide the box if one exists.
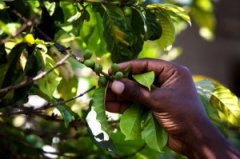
[106,59,240,159]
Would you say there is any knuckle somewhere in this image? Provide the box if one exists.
[175,64,192,76]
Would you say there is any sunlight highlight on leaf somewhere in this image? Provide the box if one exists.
[132,71,155,90]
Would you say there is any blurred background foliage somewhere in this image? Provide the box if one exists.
[0,0,239,158]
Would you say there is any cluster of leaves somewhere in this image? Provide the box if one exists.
[0,0,239,159]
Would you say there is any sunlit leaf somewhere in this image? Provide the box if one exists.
[86,87,116,151]
[211,84,240,126]
[57,76,78,101]
[91,87,109,132]
[147,4,191,25]
[38,53,61,98]
[132,71,155,90]
[101,5,144,62]
[141,112,168,152]
[76,6,108,56]
[120,104,143,140]
[196,80,240,127]
[147,8,175,50]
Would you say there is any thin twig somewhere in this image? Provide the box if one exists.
[64,86,96,104]
[33,54,71,80]
[0,86,96,117]
[0,78,33,95]
[0,20,33,45]
[0,54,70,95]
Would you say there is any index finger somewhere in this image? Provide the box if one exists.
[111,59,180,86]
[116,59,175,74]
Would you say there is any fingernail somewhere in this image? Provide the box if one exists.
[111,80,125,95]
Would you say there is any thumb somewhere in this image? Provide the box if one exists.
[111,79,152,105]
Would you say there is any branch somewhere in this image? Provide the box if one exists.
[0,19,33,45]
[33,54,71,81]
[0,86,96,117]
[0,53,70,95]
[63,86,96,104]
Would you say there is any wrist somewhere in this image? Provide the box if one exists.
[184,114,240,159]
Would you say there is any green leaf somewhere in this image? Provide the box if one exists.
[196,80,240,127]
[120,104,143,140]
[91,87,109,132]
[0,43,26,88]
[57,105,74,127]
[145,9,162,41]
[132,71,155,90]
[76,5,108,57]
[141,112,168,152]
[147,8,175,50]
[210,84,240,126]
[86,87,116,152]
[57,76,78,101]
[101,5,144,62]
[37,52,61,98]
[147,4,191,25]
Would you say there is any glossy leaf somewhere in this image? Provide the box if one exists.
[86,87,116,151]
[91,87,109,132]
[37,52,61,98]
[147,8,175,50]
[120,104,143,140]
[141,112,168,152]
[147,4,191,25]
[145,9,162,40]
[57,76,78,101]
[196,80,240,127]
[211,84,240,126]
[101,5,144,62]
[132,71,155,90]
[77,6,108,56]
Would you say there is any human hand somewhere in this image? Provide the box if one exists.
[106,59,240,158]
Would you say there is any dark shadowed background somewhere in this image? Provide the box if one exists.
[174,0,240,96]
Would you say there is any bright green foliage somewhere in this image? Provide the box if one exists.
[147,4,191,25]
[133,71,155,90]
[120,105,168,152]
[101,5,145,62]
[0,0,238,159]
[141,112,168,152]
[196,80,240,127]
[120,104,143,140]
[89,87,109,132]
[38,53,61,98]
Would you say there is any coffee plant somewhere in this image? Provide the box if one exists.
[0,0,239,158]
